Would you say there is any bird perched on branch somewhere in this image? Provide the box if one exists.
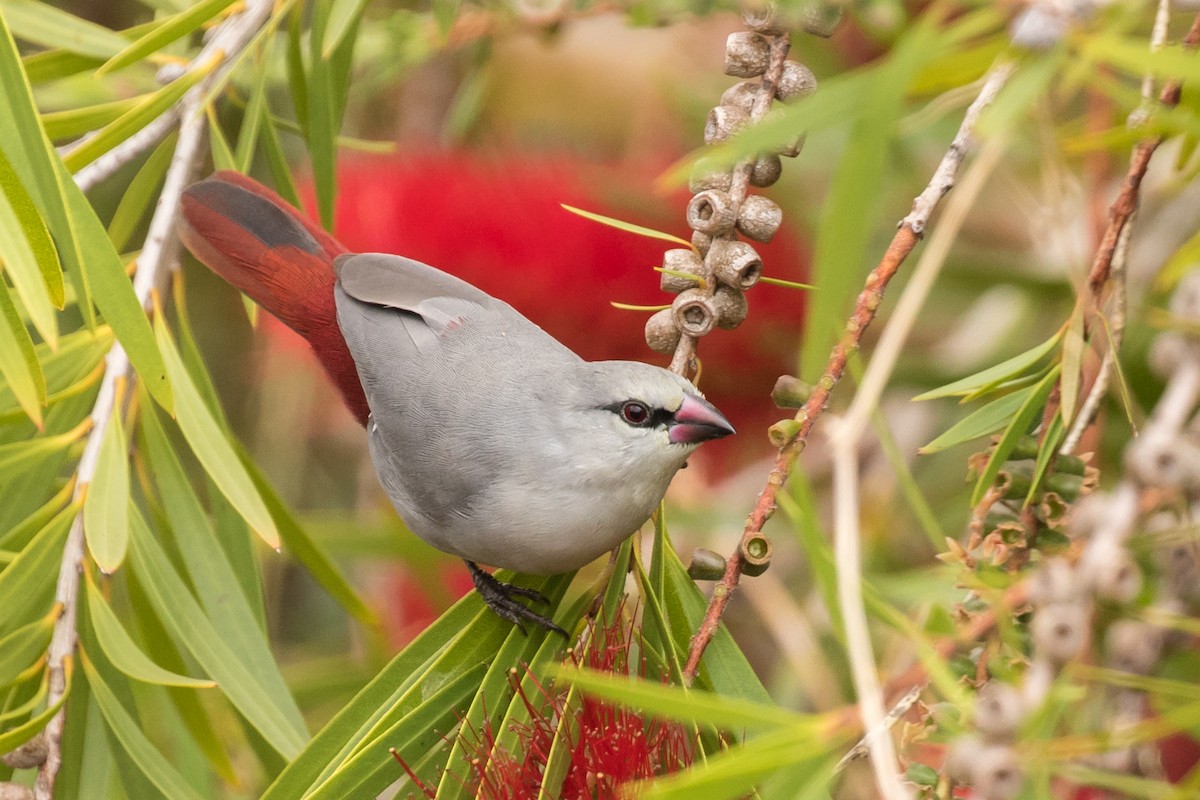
[177,171,734,634]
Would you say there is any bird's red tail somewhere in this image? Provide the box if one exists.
[178,171,369,424]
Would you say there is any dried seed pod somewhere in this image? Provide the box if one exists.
[691,230,713,255]
[707,239,763,290]
[713,286,748,330]
[975,682,1023,742]
[779,134,806,158]
[645,309,681,354]
[1066,491,1110,538]
[1,735,47,769]
[660,248,706,294]
[739,533,772,576]
[1170,271,1200,319]
[1031,601,1090,663]
[801,1,843,37]
[688,166,732,193]
[742,4,786,34]
[1085,548,1142,603]
[720,80,758,114]
[1010,5,1069,51]
[1125,429,1200,491]
[973,744,1024,800]
[671,289,718,338]
[945,736,984,783]
[704,104,750,144]
[1106,619,1163,675]
[737,194,783,242]
[724,32,771,78]
[772,375,810,408]
[0,785,33,800]
[686,190,737,236]
[750,154,783,187]
[775,60,818,102]
[687,548,727,580]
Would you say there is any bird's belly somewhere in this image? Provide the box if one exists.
[407,487,657,575]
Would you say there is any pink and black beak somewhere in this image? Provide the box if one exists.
[668,394,735,445]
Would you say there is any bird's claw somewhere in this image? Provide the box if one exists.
[465,561,567,638]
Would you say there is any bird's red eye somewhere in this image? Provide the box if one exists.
[620,401,650,426]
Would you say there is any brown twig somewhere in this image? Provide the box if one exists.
[681,60,1016,685]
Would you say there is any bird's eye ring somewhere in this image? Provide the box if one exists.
[620,401,651,426]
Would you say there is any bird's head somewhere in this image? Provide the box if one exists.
[568,361,735,482]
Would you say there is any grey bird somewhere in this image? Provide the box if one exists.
[178,172,736,634]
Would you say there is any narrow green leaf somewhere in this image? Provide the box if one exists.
[919,387,1033,454]
[1060,302,1085,425]
[0,278,45,426]
[41,97,140,141]
[0,500,75,637]
[258,104,301,207]
[561,204,693,248]
[914,329,1064,401]
[558,667,806,732]
[235,37,273,172]
[79,650,207,800]
[83,575,215,689]
[0,421,86,477]
[207,108,237,171]
[0,606,55,689]
[154,315,279,549]
[96,0,237,75]
[1023,410,1066,508]
[127,509,308,757]
[0,0,128,58]
[62,61,211,173]
[971,365,1062,506]
[106,132,177,253]
[321,0,369,58]
[0,145,63,324]
[83,405,129,573]
[0,325,109,422]
[758,275,817,290]
[0,665,70,752]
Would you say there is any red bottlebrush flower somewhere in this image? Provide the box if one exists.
[393,606,693,799]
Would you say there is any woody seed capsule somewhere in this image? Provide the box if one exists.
[737,194,783,242]
[705,104,750,144]
[974,682,1023,741]
[724,32,771,78]
[713,286,748,329]
[720,80,758,114]
[644,308,682,354]
[750,154,783,187]
[708,239,763,290]
[688,167,732,193]
[691,230,713,255]
[802,2,843,37]
[779,133,806,158]
[775,60,818,102]
[686,190,737,236]
[742,4,786,34]
[1031,601,1089,663]
[671,289,718,337]
[660,248,706,294]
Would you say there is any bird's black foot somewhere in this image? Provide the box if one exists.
[464,560,567,637]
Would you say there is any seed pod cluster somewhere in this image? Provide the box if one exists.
[648,3,823,363]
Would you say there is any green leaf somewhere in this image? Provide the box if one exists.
[258,103,301,207]
[0,278,45,427]
[0,0,128,58]
[83,405,129,573]
[0,145,63,339]
[127,509,308,757]
[914,329,1063,401]
[83,575,215,689]
[95,0,237,75]
[207,108,237,171]
[0,500,75,637]
[1060,301,1085,425]
[919,386,1034,454]
[41,97,140,141]
[556,667,807,732]
[0,421,86,478]
[971,365,1062,506]
[153,315,279,549]
[79,649,207,800]
[1023,409,1065,508]
[0,325,110,423]
[321,0,369,58]
[235,37,273,172]
[0,665,70,753]
[0,605,55,689]
[106,131,177,253]
[62,61,211,172]
[561,204,693,248]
